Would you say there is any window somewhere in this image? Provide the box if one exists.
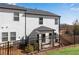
[39,17,43,24]
[55,18,58,25]
[49,33,52,39]
[54,33,57,39]
[37,34,39,43]
[14,12,19,21]
[42,34,45,43]
[10,32,16,41]
[54,33,59,42]
[2,32,8,42]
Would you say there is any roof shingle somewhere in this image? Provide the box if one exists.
[0,3,60,17]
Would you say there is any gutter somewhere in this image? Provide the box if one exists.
[0,7,26,11]
[25,13,61,17]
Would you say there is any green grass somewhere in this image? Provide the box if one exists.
[46,46,79,55]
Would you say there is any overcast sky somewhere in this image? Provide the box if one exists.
[17,3,79,25]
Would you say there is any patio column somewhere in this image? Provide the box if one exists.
[39,34,42,50]
[46,33,49,44]
[50,33,53,48]
[52,30,55,47]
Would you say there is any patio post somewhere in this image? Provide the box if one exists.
[38,34,42,51]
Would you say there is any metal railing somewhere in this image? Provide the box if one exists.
[0,40,25,55]
[0,36,59,55]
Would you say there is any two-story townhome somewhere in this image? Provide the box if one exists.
[0,3,60,50]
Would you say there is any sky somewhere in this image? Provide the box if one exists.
[17,3,79,25]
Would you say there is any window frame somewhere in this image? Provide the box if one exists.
[54,33,59,42]
[39,17,43,24]
[2,32,8,42]
[49,33,52,39]
[10,32,16,41]
[14,12,19,21]
[55,18,58,25]
[42,34,45,43]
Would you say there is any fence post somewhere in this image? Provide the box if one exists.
[7,41,9,55]
[36,39,39,53]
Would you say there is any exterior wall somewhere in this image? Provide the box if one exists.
[0,11,25,42]
[38,32,53,49]
[0,9,59,43]
[26,14,59,49]
[42,33,51,48]
[26,14,59,36]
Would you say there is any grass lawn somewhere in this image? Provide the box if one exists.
[46,45,79,55]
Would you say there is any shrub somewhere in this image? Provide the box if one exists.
[19,42,26,50]
[33,42,39,51]
[65,30,69,34]
[25,44,34,53]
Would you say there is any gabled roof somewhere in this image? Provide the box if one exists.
[0,3,60,17]
[35,26,54,31]
[26,8,60,17]
[29,26,54,38]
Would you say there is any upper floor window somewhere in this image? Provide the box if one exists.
[14,12,19,21]
[39,17,43,24]
[2,32,8,42]
[55,18,58,25]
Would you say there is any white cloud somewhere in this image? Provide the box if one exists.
[7,3,16,5]
[70,7,79,11]
[70,4,75,7]
[69,4,79,11]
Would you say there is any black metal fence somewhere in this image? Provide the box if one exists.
[0,39,39,55]
[0,35,59,55]
[0,40,26,55]
[60,32,79,46]
[0,34,78,55]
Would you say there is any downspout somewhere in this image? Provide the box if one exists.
[25,11,26,40]
[52,30,55,47]
[59,16,61,47]
[37,34,40,52]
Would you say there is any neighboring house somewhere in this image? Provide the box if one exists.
[0,3,60,50]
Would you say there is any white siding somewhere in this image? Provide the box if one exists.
[0,12,25,42]
[0,12,59,43]
[26,14,59,36]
